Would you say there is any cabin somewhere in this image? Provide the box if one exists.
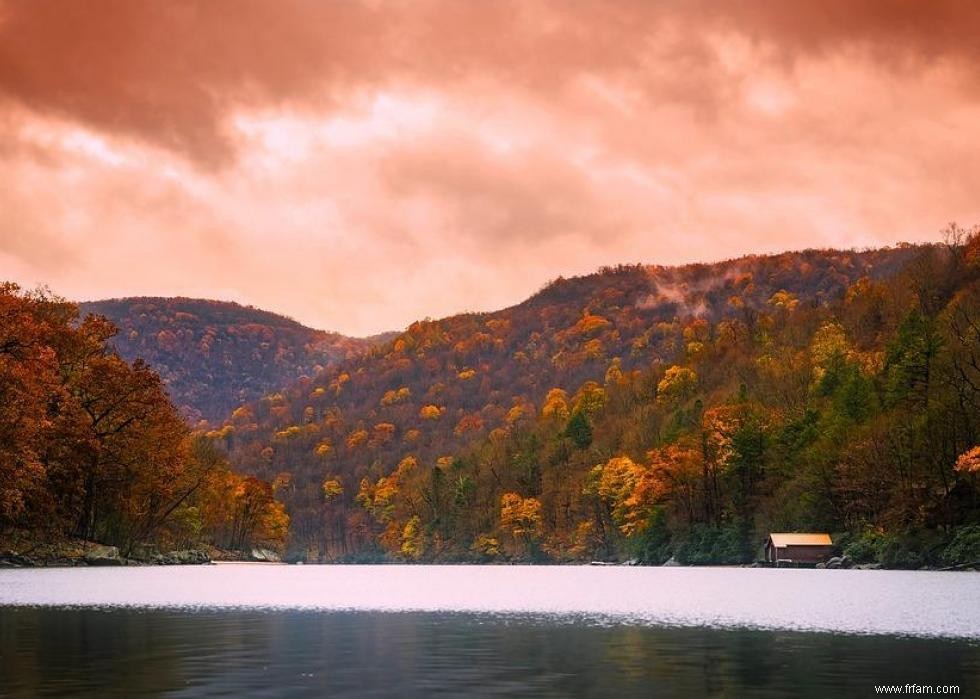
[765,533,834,567]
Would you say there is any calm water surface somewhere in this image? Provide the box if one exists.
[1,564,978,696]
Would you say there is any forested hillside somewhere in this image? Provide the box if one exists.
[0,286,288,560]
[216,237,980,566]
[79,297,384,422]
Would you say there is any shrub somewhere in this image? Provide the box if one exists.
[674,524,745,565]
[843,529,951,568]
[842,530,884,564]
[631,509,672,565]
[877,534,926,569]
[941,525,980,567]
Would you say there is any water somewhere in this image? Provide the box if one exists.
[1,565,979,696]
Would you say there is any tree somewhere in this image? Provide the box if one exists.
[564,411,593,449]
[499,492,542,558]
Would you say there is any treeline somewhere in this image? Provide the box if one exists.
[219,235,980,565]
[0,285,287,558]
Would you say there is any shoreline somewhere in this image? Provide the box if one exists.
[4,555,977,572]
[3,536,977,572]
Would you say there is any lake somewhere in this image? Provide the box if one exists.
[1,565,979,696]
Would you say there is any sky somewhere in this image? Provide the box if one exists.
[1,1,979,336]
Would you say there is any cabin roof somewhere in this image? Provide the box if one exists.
[768,532,832,547]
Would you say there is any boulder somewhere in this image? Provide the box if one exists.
[250,548,282,563]
[84,545,123,566]
[840,555,853,569]
[662,557,682,567]
[815,562,826,569]
[854,563,883,570]
[825,556,843,569]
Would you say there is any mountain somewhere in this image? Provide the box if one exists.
[79,297,386,423]
[211,242,980,564]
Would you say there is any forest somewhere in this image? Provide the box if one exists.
[217,229,980,567]
[4,230,980,568]
[0,286,287,560]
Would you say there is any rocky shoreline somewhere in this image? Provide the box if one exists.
[0,539,289,568]
[0,544,213,568]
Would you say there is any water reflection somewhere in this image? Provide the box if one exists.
[2,608,979,697]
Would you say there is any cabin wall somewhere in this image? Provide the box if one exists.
[776,545,834,563]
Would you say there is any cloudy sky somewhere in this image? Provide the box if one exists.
[1,1,979,335]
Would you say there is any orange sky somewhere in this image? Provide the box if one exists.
[2,0,979,335]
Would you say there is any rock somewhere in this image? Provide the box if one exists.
[854,563,883,570]
[171,549,211,565]
[250,548,282,563]
[662,557,682,567]
[623,559,639,566]
[0,551,36,568]
[840,555,853,569]
[283,549,308,565]
[84,545,123,566]
[129,544,161,563]
[825,556,843,569]
[154,549,211,565]
[85,555,124,566]
[815,562,826,569]
[85,544,119,558]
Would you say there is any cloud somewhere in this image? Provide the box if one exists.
[4,1,978,167]
[0,1,979,335]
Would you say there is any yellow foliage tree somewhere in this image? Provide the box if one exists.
[768,289,799,311]
[499,492,542,543]
[420,405,443,420]
[572,381,606,415]
[346,429,368,450]
[657,365,698,405]
[381,387,411,406]
[810,320,850,383]
[322,477,343,500]
[572,313,612,336]
[541,388,570,420]
[400,515,425,559]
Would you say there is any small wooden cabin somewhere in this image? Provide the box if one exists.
[765,533,834,566]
